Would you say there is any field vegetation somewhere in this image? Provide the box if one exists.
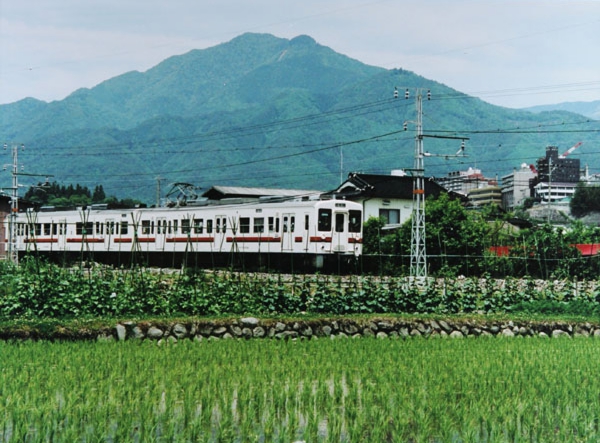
[2,338,600,442]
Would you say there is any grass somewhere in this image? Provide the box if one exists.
[2,337,600,442]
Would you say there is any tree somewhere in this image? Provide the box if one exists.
[571,182,600,217]
[92,185,106,203]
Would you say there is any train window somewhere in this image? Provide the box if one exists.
[290,216,295,232]
[167,221,172,234]
[106,221,115,235]
[76,222,92,235]
[173,220,178,234]
[96,222,104,235]
[304,215,309,230]
[335,213,345,233]
[268,217,275,233]
[44,223,51,236]
[283,216,288,232]
[318,209,332,231]
[142,220,151,235]
[240,217,250,234]
[52,223,57,236]
[34,224,42,236]
[59,222,66,235]
[216,219,221,233]
[253,217,264,233]
[121,221,128,235]
[181,219,191,234]
[222,218,227,233]
[194,219,203,234]
[349,210,362,233]
[206,219,213,234]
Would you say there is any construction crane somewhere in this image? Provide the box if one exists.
[559,142,582,159]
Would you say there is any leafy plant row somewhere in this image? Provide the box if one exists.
[2,259,600,320]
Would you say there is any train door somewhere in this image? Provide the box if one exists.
[57,218,67,250]
[215,215,227,252]
[155,217,167,250]
[332,210,347,253]
[282,213,295,251]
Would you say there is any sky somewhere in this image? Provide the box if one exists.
[1,0,599,108]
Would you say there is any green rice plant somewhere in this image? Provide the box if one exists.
[2,338,600,442]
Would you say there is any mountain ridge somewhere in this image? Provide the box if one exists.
[1,33,596,203]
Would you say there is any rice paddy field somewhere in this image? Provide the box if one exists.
[2,337,600,442]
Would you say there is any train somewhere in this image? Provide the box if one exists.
[4,197,363,271]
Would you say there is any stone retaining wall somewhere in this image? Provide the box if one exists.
[99,317,600,343]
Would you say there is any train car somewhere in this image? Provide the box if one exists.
[6,198,363,271]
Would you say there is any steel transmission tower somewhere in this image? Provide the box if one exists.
[409,91,427,279]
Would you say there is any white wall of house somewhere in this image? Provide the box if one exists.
[359,197,413,227]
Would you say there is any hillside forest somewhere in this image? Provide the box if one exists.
[2,33,598,203]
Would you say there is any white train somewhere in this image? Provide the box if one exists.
[6,198,363,271]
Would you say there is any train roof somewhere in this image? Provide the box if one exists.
[21,197,361,217]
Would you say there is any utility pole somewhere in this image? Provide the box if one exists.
[547,156,553,224]
[3,143,24,264]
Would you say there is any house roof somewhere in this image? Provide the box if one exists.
[331,173,458,200]
[202,186,322,200]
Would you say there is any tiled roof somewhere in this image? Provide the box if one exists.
[332,173,452,200]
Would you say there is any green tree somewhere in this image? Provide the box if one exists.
[92,185,106,203]
[571,182,600,217]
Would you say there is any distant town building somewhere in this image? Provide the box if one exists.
[533,145,582,204]
[434,167,501,207]
[468,186,503,207]
[435,167,494,196]
[501,164,537,210]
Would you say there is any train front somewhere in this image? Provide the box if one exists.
[311,199,362,270]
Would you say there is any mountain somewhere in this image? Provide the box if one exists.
[524,100,600,121]
[1,33,597,203]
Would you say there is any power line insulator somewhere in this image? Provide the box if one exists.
[394,87,398,99]
[427,90,431,100]
[405,89,409,99]
[403,122,408,131]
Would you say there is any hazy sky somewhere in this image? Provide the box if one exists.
[1,0,599,108]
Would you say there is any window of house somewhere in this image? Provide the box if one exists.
[379,209,400,224]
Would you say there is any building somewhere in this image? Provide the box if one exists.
[533,146,582,204]
[329,172,459,228]
[435,167,495,196]
[501,164,537,210]
[468,186,503,207]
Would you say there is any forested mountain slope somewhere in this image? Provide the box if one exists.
[1,33,595,202]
